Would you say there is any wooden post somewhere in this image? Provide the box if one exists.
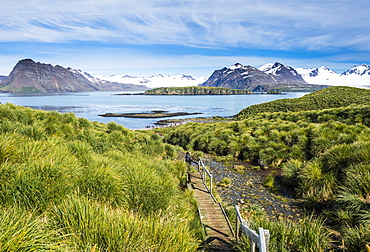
[258,227,267,252]
[264,229,270,252]
[236,213,240,244]
[251,241,256,252]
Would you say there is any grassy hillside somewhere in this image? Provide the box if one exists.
[161,87,370,251]
[235,86,370,119]
[0,103,201,251]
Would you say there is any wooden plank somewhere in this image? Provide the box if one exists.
[188,171,235,251]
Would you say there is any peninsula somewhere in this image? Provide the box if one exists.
[119,86,252,95]
[99,110,202,118]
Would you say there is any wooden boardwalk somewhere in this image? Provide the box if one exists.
[188,172,236,251]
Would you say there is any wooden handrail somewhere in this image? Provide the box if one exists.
[188,155,271,251]
[197,158,213,197]
[235,205,270,252]
[187,157,235,236]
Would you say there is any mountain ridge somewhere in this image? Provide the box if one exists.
[296,64,370,88]
[1,59,370,93]
[0,59,147,93]
[200,62,325,92]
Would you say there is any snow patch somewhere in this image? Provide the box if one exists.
[296,65,370,88]
[95,73,207,88]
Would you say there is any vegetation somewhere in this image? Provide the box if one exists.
[160,86,370,251]
[236,86,370,119]
[0,103,201,251]
[232,206,331,252]
[144,86,252,95]
[2,86,370,251]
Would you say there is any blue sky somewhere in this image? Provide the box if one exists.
[1,0,370,77]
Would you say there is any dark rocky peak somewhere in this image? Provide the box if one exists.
[266,62,298,76]
[181,75,195,80]
[228,63,253,70]
[272,62,284,68]
[201,62,307,90]
[309,68,320,77]
[15,59,50,68]
[225,63,260,76]
[233,63,243,68]
[1,59,148,93]
[16,58,37,66]
[11,59,53,74]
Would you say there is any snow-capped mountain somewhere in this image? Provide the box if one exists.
[342,64,370,76]
[95,74,208,89]
[257,62,305,83]
[295,64,370,88]
[259,62,298,76]
[68,68,101,84]
[200,62,317,92]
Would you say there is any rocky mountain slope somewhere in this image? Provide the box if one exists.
[0,59,147,93]
[200,62,326,92]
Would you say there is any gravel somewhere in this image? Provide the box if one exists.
[197,156,303,221]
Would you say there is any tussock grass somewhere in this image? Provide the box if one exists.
[160,87,370,250]
[236,208,330,252]
[52,195,198,252]
[0,103,201,251]
[0,207,63,251]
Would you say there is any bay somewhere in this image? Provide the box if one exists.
[0,91,308,129]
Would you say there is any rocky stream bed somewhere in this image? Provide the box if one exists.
[198,156,304,221]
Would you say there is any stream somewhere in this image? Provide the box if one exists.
[201,156,303,221]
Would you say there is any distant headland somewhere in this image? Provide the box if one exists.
[118,86,254,95]
[99,110,202,118]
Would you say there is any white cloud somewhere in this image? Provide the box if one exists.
[1,0,370,51]
[1,0,370,76]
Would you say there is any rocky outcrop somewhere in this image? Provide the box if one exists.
[0,76,7,83]
[144,86,252,95]
[0,59,147,93]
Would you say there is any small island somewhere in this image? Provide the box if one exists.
[118,86,253,95]
[99,110,202,118]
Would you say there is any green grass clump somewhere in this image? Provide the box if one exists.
[0,208,63,251]
[236,86,370,119]
[235,207,330,252]
[218,177,232,187]
[0,103,201,251]
[263,172,275,188]
[52,195,198,252]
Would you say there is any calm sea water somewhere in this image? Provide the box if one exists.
[0,91,308,129]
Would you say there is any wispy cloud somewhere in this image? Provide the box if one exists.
[1,0,370,75]
[2,0,370,50]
